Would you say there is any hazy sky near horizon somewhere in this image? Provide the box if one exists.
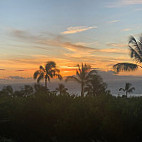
[1,0,142,80]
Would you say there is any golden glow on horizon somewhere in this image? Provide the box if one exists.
[1,60,142,80]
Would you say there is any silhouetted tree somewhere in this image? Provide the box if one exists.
[84,74,108,96]
[22,85,33,97]
[113,36,142,73]
[1,85,13,96]
[65,63,96,97]
[56,84,68,95]
[33,61,62,88]
[119,83,135,97]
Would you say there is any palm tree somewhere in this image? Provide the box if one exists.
[113,35,142,73]
[65,63,96,97]
[33,61,62,88]
[119,83,135,97]
[56,83,68,95]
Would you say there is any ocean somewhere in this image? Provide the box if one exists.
[0,79,142,97]
[0,70,142,96]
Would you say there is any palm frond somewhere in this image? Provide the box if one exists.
[33,70,40,79]
[77,64,82,75]
[65,76,81,83]
[129,36,138,47]
[128,87,135,93]
[88,69,97,76]
[57,74,62,80]
[45,61,56,71]
[129,36,142,62]
[119,88,125,92]
[129,46,142,63]
[84,64,91,71]
[50,70,56,77]
[54,68,60,73]
[39,65,45,71]
[129,36,140,52]
[37,72,44,83]
[76,70,81,78]
[113,63,138,73]
[125,83,132,90]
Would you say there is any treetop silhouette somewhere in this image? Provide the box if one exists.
[65,63,97,97]
[119,82,135,97]
[33,61,62,88]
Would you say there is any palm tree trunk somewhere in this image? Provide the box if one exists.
[45,78,47,89]
[126,91,127,98]
[81,83,84,97]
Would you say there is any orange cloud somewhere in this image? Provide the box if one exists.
[11,29,97,54]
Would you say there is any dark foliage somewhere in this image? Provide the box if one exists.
[113,35,142,73]
[0,88,141,142]
[84,74,110,96]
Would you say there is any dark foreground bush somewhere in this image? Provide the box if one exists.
[0,92,142,142]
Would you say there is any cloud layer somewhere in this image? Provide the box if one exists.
[2,28,132,78]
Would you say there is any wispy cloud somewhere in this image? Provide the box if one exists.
[135,8,142,11]
[62,42,97,52]
[15,69,35,72]
[107,0,142,7]
[122,28,131,31]
[61,26,97,34]
[75,41,99,47]
[11,29,128,59]
[108,20,120,23]
[10,29,130,58]
[16,70,25,72]
[8,76,26,80]
[122,0,142,5]
[8,28,132,73]
[11,29,97,53]
[11,29,37,41]
[106,43,128,48]
[100,48,128,54]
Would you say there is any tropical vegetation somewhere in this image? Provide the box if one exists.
[33,61,62,88]
[113,35,142,73]
[0,60,140,142]
[0,85,141,142]
[119,82,135,97]
[65,63,97,97]
[56,83,68,95]
[84,73,109,96]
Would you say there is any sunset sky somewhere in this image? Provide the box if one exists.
[1,0,142,82]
